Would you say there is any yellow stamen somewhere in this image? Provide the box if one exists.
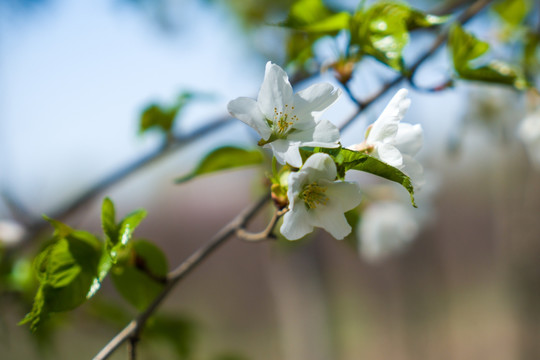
[300,182,329,209]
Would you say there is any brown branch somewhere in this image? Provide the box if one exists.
[93,193,270,360]
[236,208,288,242]
[339,0,494,131]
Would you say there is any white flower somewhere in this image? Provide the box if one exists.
[357,200,419,262]
[281,153,362,240]
[518,107,540,167]
[0,220,26,248]
[228,62,341,167]
[349,89,424,187]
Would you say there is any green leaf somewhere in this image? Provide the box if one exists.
[281,0,349,33]
[111,240,168,311]
[351,2,447,71]
[21,231,102,331]
[43,215,73,238]
[139,92,195,135]
[176,146,264,183]
[493,0,530,28]
[101,198,147,263]
[449,24,527,88]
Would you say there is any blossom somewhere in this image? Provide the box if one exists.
[228,62,341,167]
[517,106,540,168]
[280,153,362,240]
[349,88,424,187]
[0,220,26,248]
[357,200,419,262]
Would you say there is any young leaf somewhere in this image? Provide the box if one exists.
[146,314,197,359]
[139,92,195,135]
[21,231,102,331]
[449,24,527,88]
[350,2,447,71]
[175,146,264,183]
[111,240,168,311]
[493,0,530,29]
[281,0,350,33]
[101,197,117,246]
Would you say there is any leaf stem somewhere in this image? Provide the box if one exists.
[93,193,270,360]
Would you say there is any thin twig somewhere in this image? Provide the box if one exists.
[236,208,288,242]
[128,336,138,360]
[93,193,270,360]
[340,0,494,131]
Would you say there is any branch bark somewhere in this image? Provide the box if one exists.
[93,193,270,360]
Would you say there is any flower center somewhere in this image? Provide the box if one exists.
[272,104,297,135]
[300,182,329,209]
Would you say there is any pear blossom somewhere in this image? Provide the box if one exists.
[349,89,424,187]
[517,106,540,168]
[357,200,419,262]
[0,219,26,248]
[228,62,341,168]
[281,153,362,240]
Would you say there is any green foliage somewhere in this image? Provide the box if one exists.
[140,92,195,135]
[101,197,147,263]
[20,224,102,331]
[449,24,526,88]
[301,147,416,207]
[281,0,350,33]
[176,146,265,183]
[111,239,168,311]
[493,0,530,29]
[146,314,197,359]
[21,199,150,331]
[350,1,447,71]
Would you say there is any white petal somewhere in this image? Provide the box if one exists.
[367,88,410,143]
[375,143,403,167]
[402,154,425,189]
[325,181,362,212]
[302,153,337,182]
[268,140,303,167]
[292,83,341,128]
[394,123,423,156]
[257,62,294,120]
[280,202,314,240]
[312,204,352,240]
[228,97,272,140]
[287,119,340,147]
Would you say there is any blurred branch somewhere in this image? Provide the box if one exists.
[340,0,494,131]
[93,193,271,360]
[18,116,233,245]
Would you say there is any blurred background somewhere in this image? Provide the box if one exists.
[1,0,540,359]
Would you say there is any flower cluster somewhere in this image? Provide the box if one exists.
[228,62,423,241]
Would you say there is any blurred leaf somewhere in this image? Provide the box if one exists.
[176,146,264,183]
[449,24,527,88]
[351,1,447,71]
[20,231,102,331]
[523,32,540,76]
[281,0,349,33]
[147,314,197,360]
[212,354,250,360]
[111,240,168,311]
[140,92,195,135]
[493,0,530,28]
[343,208,361,249]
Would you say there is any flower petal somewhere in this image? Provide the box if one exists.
[228,97,272,140]
[375,143,403,167]
[280,204,314,240]
[394,123,423,156]
[292,83,341,128]
[402,154,425,189]
[325,181,362,212]
[367,88,410,143]
[257,62,294,120]
[302,153,337,183]
[312,203,352,240]
[287,119,340,147]
[268,140,303,167]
